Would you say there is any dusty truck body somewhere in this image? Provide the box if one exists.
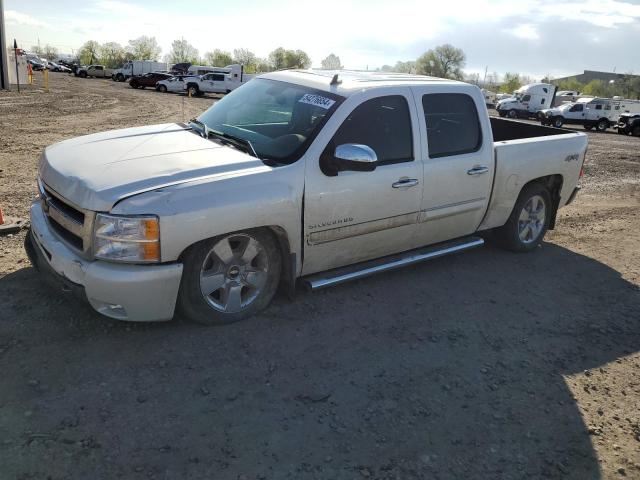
[26,70,587,324]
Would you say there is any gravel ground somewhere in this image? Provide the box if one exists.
[0,74,639,480]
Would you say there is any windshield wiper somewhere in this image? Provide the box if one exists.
[208,129,259,160]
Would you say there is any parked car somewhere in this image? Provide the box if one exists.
[77,65,113,78]
[112,60,168,82]
[155,76,188,93]
[129,72,173,89]
[184,65,253,96]
[540,97,640,131]
[47,61,71,73]
[27,59,46,71]
[25,70,587,325]
[617,113,640,136]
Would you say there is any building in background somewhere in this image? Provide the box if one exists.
[553,70,640,85]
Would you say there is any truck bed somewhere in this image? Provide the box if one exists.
[490,117,567,142]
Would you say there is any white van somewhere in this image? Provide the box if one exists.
[496,83,556,119]
[540,97,640,131]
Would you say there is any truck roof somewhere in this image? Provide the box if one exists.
[260,69,466,96]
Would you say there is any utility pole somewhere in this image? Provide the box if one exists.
[0,0,9,90]
[13,38,19,92]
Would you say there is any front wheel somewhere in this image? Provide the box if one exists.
[178,230,282,325]
[187,85,199,97]
[130,80,139,89]
[158,85,167,93]
[507,109,517,119]
[553,117,564,128]
[493,183,551,252]
[596,119,609,132]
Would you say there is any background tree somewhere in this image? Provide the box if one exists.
[382,60,415,74]
[203,49,233,67]
[100,42,125,68]
[42,44,58,61]
[78,40,101,65]
[555,77,584,93]
[267,48,311,70]
[321,53,342,70]
[268,47,287,70]
[255,57,273,73]
[582,80,609,97]
[415,44,465,79]
[233,48,257,72]
[500,72,522,93]
[168,38,199,64]
[127,36,161,60]
[30,45,43,57]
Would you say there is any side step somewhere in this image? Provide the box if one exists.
[303,236,484,290]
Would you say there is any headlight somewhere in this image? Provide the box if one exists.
[93,214,160,263]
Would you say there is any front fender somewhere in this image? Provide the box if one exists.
[111,160,305,273]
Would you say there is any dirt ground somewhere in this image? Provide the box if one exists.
[0,73,638,480]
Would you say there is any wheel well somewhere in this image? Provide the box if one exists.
[521,174,563,230]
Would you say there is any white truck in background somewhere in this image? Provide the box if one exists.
[496,83,557,119]
[184,64,254,96]
[540,96,640,131]
[26,70,587,325]
[112,60,168,82]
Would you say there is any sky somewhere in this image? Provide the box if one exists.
[4,0,640,79]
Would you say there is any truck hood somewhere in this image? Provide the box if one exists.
[39,123,269,211]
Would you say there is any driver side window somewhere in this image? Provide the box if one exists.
[329,95,413,166]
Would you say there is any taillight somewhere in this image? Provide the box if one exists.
[579,166,584,178]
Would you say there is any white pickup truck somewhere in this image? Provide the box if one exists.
[26,70,587,325]
[184,65,254,96]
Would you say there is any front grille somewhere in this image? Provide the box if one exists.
[39,180,95,258]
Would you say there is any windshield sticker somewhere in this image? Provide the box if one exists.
[299,94,335,109]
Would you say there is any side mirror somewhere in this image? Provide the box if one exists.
[333,144,378,172]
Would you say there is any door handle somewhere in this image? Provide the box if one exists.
[392,178,419,188]
[467,166,489,175]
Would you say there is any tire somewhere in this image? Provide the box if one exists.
[158,85,167,93]
[187,85,199,97]
[117,73,124,82]
[633,125,640,137]
[178,229,282,325]
[553,116,564,128]
[596,119,609,132]
[584,124,593,131]
[498,111,506,118]
[507,109,517,119]
[130,80,139,89]
[79,71,87,78]
[493,183,552,253]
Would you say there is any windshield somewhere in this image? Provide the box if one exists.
[195,78,344,165]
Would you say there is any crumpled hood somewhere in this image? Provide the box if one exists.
[39,123,269,211]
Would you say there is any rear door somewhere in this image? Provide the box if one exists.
[412,87,495,246]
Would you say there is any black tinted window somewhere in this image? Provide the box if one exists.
[522,94,531,101]
[422,93,482,158]
[331,96,413,165]
[211,74,225,81]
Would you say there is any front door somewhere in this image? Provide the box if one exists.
[302,90,423,275]
[412,88,494,247]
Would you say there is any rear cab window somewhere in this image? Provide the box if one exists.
[421,93,482,158]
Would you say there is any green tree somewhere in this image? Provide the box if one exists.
[415,44,465,79]
[233,48,257,71]
[582,80,609,97]
[100,42,125,68]
[42,44,58,61]
[255,58,273,73]
[168,38,199,64]
[555,77,584,93]
[127,36,161,60]
[321,53,342,70]
[78,40,101,65]
[267,48,311,70]
[203,49,233,67]
[500,72,522,93]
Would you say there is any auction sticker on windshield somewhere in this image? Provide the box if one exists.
[299,94,336,109]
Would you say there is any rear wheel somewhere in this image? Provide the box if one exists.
[187,85,199,97]
[130,80,139,89]
[493,183,551,253]
[178,230,281,325]
[596,119,609,132]
[158,84,167,93]
[508,109,517,119]
[79,71,87,78]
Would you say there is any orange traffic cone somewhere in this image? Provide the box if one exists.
[0,206,4,225]
[0,206,27,235]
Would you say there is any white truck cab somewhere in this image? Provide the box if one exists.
[496,83,557,119]
[26,70,587,325]
[541,96,640,131]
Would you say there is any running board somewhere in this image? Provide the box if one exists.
[303,236,484,290]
